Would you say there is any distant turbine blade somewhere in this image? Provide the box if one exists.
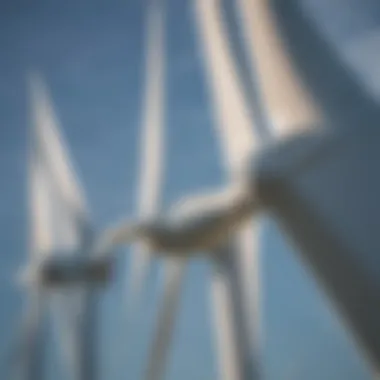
[29,73,88,225]
[143,259,186,380]
[125,0,165,313]
[194,0,262,378]
[29,142,55,261]
[28,74,95,380]
[234,0,319,136]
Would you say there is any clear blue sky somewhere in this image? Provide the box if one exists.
[0,0,377,379]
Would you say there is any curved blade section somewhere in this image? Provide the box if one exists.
[143,259,186,380]
[234,0,318,136]
[194,0,255,175]
[194,0,263,378]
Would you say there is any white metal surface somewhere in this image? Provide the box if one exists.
[194,0,262,378]
[255,122,380,373]
[143,259,186,380]
[253,0,380,373]
[124,0,166,322]
[234,0,318,136]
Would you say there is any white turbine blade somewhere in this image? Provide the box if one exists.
[126,0,165,312]
[234,0,319,136]
[194,0,255,175]
[29,74,94,380]
[29,140,54,262]
[194,0,262,378]
[211,249,249,380]
[210,276,239,380]
[143,259,186,380]
[29,73,88,223]
[115,0,167,376]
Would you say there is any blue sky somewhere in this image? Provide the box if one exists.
[0,0,375,379]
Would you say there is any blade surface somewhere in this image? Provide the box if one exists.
[116,1,167,377]
[29,130,55,262]
[125,0,165,316]
[143,259,186,380]
[211,245,257,380]
[29,74,88,223]
[194,0,262,378]
[210,255,242,380]
[234,0,318,136]
[195,0,256,174]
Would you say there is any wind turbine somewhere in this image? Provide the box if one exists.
[241,0,380,375]
[138,0,266,379]
[197,0,380,375]
[232,0,380,372]
[90,1,260,379]
[9,74,99,380]
[136,0,334,378]
[233,0,380,376]
[11,1,380,380]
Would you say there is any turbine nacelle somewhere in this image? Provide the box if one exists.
[17,251,112,289]
[93,181,259,260]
